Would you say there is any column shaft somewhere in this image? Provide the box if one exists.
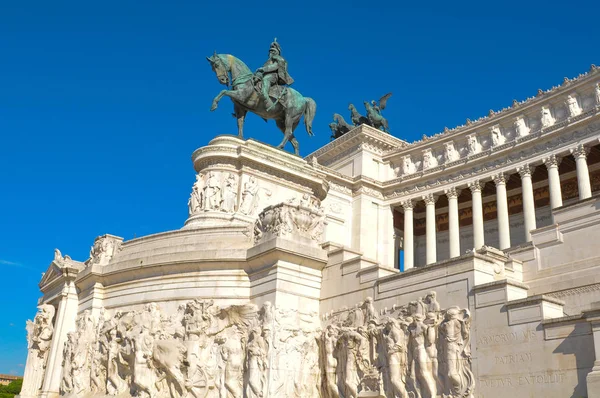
[423,194,437,265]
[572,145,592,200]
[493,173,511,250]
[518,165,537,242]
[445,188,461,258]
[543,155,563,210]
[402,200,414,270]
[469,181,485,249]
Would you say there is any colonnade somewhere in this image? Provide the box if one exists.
[399,145,594,270]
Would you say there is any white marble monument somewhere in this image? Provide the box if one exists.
[19,67,600,398]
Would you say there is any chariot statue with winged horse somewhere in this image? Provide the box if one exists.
[330,93,392,140]
[207,39,316,155]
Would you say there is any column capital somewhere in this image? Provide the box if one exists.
[445,187,461,199]
[543,154,562,169]
[401,199,414,210]
[517,164,535,178]
[422,193,438,205]
[468,180,482,193]
[571,144,590,159]
[492,173,507,186]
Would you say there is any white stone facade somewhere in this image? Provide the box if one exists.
[19,67,600,398]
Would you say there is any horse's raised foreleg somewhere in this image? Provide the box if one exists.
[210,89,246,112]
[234,104,247,139]
[210,89,228,111]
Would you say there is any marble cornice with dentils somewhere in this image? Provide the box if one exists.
[384,66,600,158]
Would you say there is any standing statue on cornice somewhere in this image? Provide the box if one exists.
[364,92,392,133]
[207,39,316,156]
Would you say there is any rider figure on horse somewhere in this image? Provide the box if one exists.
[254,38,294,109]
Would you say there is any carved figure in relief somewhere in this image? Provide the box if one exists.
[466,135,480,155]
[89,235,121,266]
[216,330,245,398]
[425,292,440,313]
[540,106,555,128]
[424,312,441,392]
[401,155,416,175]
[595,83,600,105]
[438,307,475,398]
[188,173,205,216]
[341,328,369,398]
[514,116,530,138]
[382,318,409,398]
[422,149,438,170]
[246,328,267,398]
[203,171,222,211]
[105,328,127,395]
[60,332,76,394]
[444,142,459,163]
[566,94,582,117]
[322,325,340,398]
[490,125,505,147]
[21,304,55,397]
[132,328,157,398]
[222,173,238,213]
[239,176,260,215]
[408,314,437,398]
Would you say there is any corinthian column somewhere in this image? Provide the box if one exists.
[445,187,461,258]
[422,193,438,265]
[402,199,414,270]
[571,144,592,200]
[468,180,485,249]
[543,154,563,210]
[517,164,537,241]
[493,173,511,250]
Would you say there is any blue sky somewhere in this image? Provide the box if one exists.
[0,0,597,374]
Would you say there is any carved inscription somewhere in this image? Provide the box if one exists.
[477,329,536,346]
[495,352,532,365]
[479,371,566,393]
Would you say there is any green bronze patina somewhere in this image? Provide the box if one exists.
[331,93,392,139]
[207,40,316,156]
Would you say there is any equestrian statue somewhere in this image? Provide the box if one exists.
[207,39,316,156]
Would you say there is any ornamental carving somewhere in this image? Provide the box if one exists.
[444,141,460,163]
[322,293,475,398]
[540,106,555,128]
[466,134,481,156]
[21,304,56,397]
[402,155,416,175]
[514,116,530,138]
[422,148,438,170]
[566,94,582,117]
[490,125,505,147]
[254,196,326,244]
[89,235,122,266]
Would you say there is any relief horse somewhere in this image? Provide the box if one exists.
[207,53,316,155]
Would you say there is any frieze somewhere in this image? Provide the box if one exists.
[547,283,600,299]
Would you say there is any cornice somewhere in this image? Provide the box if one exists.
[305,124,408,166]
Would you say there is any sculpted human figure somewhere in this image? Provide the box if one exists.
[342,327,368,398]
[467,135,479,155]
[188,173,205,215]
[322,325,340,398]
[566,94,582,117]
[424,312,441,391]
[246,327,267,398]
[438,307,475,398]
[361,297,379,324]
[217,330,245,398]
[514,116,530,137]
[105,328,127,395]
[239,176,259,215]
[595,83,600,104]
[541,106,555,128]
[422,149,438,169]
[408,314,437,398]
[21,304,55,396]
[204,171,222,211]
[131,327,157,398]
[444,142,459,163]
[60,332,76,394]
[382,318,409,398]
[425,291,441,313]
[222,173,238,213]
[254,38,294,110]
[490,125,504,147]
[401,155,415,175]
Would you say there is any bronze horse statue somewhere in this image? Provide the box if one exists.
[207,53,316,155]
